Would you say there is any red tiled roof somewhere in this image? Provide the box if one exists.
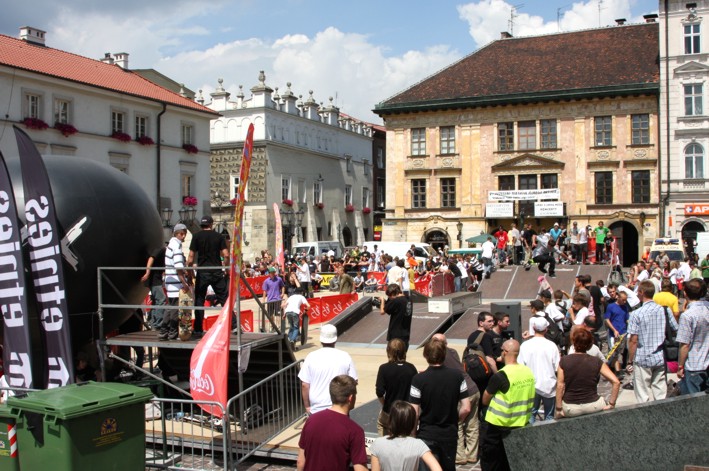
[376,23,659,113]
[0,34,218,115]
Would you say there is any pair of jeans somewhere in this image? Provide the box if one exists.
[285,311,300,343]
[194,271,228,333]
[679,369,709,394]
[530,394,555,423]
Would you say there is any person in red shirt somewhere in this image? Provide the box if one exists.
[494,226,509,265]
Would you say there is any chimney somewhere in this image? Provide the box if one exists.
[19,26,46,46]
[643,14,659,23]
[615,18,626,25]
[113,52,129,69]
[100,53,114,65]
[500,31,513,39]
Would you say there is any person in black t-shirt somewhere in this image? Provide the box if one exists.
[141,244,167,329]
[467,312,499,374]
[380,283,413,351]
[187,215,229,337]
[374,338,418,436]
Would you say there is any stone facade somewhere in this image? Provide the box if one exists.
[205,73,374,262]
[659,0,709,252]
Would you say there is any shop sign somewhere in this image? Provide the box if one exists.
[684,204,709,216]
[534,202,564,217]
[486,202,514,218]
[488,188,560,201]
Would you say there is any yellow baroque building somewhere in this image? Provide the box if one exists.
[374,21,661,265]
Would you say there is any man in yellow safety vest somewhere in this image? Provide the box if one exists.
[480,339,535,471]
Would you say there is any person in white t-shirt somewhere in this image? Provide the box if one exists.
[570,293,592,325]
[539,290,565,329]
[282,290,310,349]
[617,285,641,309]
[481,237,495,279]
[518,317,561,422]
[298,324,358,415]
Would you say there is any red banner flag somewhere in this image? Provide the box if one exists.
[273,203,284,272]
[190,124,254,415]
[306,293,358,324]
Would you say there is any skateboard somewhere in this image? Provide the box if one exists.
[178,296,193,341]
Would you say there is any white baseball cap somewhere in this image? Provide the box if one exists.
[319,324,338,343]
[532,317,549,332]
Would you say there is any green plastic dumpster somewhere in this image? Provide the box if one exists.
[0,404,20,471]
[7,381,153,471]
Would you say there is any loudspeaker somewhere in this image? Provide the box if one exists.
[491,301,522,342]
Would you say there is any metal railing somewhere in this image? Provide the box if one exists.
[225,360,304,467]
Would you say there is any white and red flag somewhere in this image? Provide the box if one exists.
[190,124,254,415]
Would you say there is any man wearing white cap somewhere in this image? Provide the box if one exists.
[298,324,358,415]
[518,317,560,422]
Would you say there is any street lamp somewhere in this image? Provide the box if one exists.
[281,207,304,254]
[160,207,173,228]
[178,206,197,224]
[456,221,463,248]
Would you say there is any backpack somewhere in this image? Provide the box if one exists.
[462,331,493,384]
[542,313,563,345]
[555,301,572,333]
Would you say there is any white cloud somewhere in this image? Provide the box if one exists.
[458,0,650,49]
[158,27,460,124]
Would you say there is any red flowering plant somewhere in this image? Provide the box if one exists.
[345,204,355,212]
[111,131,132,142]
[230,198,237,205]
[183,144,199,154]
[362,207,371,214]
[183,195,198,206]
[315,202,324,209]
[136,135,154,146]
[54,122,77,137]
[23,117,49,130]
[282,199,294,206]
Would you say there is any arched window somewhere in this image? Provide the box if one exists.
[685,143,704,179]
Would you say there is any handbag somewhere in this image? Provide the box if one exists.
[661,307,679,362]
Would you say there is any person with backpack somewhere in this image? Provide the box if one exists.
[522,300,562,347]
[518,317,560,422]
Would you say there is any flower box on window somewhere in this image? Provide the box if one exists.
[182,144,199,154]
[282,199,294,206]
[345,204,355,212]
[111,131,131,142]
[315,202,324,209]
[362,207,371,214]
[136,135,154,146]
[230,198,237,205]
[183,195,198,206]
[54,122,77,137]
[23,117,49,130]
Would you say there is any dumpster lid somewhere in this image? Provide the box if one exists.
[7,381,153,420]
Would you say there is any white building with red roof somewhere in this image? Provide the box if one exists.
[0,26,219,235]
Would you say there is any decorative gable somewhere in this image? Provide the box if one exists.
[674,61,709,76]
[491,153,565,172]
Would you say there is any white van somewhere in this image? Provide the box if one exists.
[648,238,685,263]
[362,241,436,265]
[292,241,344,259]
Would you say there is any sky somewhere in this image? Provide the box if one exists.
[1,0,659,124]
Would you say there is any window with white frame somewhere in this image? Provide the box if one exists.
[345,185,353,206]
[498,122,514,151]
[53,98,71,124]
[281,177,291,201]
[631,114,650,145]
[684,84,703,116]
[377,147,384,168]
[440,126,455,154]
[298,180,306,203]
[594,116,612,146]
[181,123,194,145]
[362,188,370,208]
[346,156,353,174]
[364,160,371,176]
[229,175,248,201]
[181,174,193,199]
[540,119,557,149]
[411,128,426,156]
[135,115,148,138]
[684,23,701,55]
[685,143,704,179]
[518,121,536,150]
[24,92,42,119]
[111,110,126,133]
[313,181,322,204]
